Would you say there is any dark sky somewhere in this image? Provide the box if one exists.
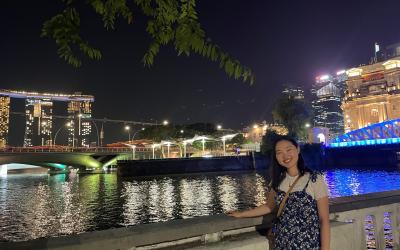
[2,0,400,144]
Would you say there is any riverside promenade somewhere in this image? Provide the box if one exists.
[1,190,399,250]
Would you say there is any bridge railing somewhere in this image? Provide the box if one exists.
[0,147,152,153]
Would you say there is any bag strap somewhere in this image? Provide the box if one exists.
[277,175,301,217]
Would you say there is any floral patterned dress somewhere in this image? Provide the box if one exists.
[272,175,321,249]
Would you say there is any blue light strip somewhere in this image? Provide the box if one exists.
[332,117,400,144]
[328,137,400,148]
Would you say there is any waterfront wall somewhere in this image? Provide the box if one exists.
[117,143,400,177]
[117,156,254,176]
[2,190,399,250]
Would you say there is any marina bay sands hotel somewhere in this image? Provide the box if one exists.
[0,89,94,147]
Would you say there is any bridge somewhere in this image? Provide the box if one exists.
[329,117,400,147]
[0,147,152,174]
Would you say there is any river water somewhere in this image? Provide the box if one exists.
[0,168,399,243]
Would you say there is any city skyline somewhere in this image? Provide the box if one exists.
[3,1,400,141]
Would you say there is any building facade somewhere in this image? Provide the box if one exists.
[24,99,53,147]
[343,58,400,132]
[312,73,346,139]
[0,89,94,147]
[67,100,92,147]
[282,85,305,100]
[0,96,10,147]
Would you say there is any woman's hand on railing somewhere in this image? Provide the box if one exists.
[226,211,244,218]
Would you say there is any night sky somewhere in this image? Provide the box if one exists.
[2,0,400,145]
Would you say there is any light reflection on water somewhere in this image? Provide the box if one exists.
[0,169,400,242]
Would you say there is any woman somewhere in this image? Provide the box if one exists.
[228,136,330,250]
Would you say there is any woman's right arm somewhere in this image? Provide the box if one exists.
[227,188,276,218]
[227,204,272,218]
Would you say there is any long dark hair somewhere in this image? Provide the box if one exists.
[269,136,311,191]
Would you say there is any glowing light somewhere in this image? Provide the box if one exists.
[125,125,130,130]
[305,123,311,128]
[217,125,222,130]
[319,75,330,80]
[328,137,400,148]
[317,133,326,143]
[383,60,400,70]
[163,120,169,126]
[221,134,238,141]
[253,124,259,129]
[0,164,7,176]
[336,70,346,75]
[346,68,363,77]
[180,130,184,133]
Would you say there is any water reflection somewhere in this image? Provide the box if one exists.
[325,169,400,198]
[0,168,400,242]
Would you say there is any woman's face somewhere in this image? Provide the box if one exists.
[275,140,300,170]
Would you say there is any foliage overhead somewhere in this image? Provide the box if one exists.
[41,0,255,84]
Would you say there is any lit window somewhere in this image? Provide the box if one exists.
[371,108,378,117]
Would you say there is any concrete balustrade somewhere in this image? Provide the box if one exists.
[329,190,400,250]
[1,190,399,250]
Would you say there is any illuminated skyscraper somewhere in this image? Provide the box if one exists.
[0,89,94,147]
[67,98,93,147]
[23,99,53,147]
[0,96,10,147]
[282,85,305,99]
[312,74,345,139]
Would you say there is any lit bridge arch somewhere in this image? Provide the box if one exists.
[0,147,151,172]
[329,118,400,148]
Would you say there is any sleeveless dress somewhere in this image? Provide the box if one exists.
[272,175,321,249]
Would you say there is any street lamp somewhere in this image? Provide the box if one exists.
[221,137,226,156]
[182,141,187,158]
[53,122,70,146]
[166,141,171,158]
[305,123,311,128]
[125,125,131,142]
[131,145,136,160]
[217,125,222,130]
[163,120,169,126]
[78,114,83,136]
[152,143,160,159]
[66,122,75,148]
[201,138,206,155]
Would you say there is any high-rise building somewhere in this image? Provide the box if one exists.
[343,58,400,132]
[282,85,305,100]
[67,98,92,147]
[0,96,10,147]
[24,99,53,147]
[312,74,345,139]
[334,70,348,97]
[0,89,94,147]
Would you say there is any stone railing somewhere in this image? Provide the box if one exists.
[1,190,399,250]
[329,190,400,250]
